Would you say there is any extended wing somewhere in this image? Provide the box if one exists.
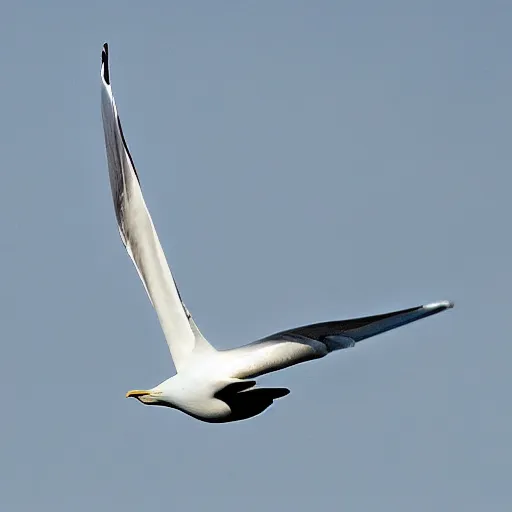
[223,301,453,379]
[100,43,213,371]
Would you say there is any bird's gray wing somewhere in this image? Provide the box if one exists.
[223,301,453,379]
[100,43,213,371]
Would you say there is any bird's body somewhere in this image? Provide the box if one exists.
[100,43,453,423]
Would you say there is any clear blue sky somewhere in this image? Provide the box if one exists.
[0,1,510,510]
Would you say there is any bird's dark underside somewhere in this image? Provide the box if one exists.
[214,386,291,423]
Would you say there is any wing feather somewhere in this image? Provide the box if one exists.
[100,43,213,371]
[223,301,453,379]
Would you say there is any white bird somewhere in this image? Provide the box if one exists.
[100,43,453,423]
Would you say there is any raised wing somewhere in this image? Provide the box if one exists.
[224,300,453,379]
[100,43,213,371]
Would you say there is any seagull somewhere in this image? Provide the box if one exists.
[100,43,453,423]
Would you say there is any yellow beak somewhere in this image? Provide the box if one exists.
[126,389,151,398]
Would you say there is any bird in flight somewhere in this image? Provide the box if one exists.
[100,43,453,423]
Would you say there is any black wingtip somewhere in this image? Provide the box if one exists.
[102,43,110,85]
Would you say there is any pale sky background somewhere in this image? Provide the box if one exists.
[0,1,510,511]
